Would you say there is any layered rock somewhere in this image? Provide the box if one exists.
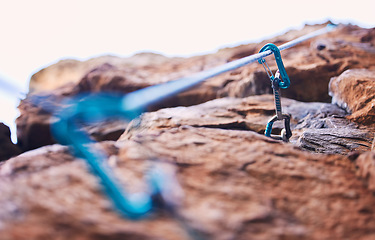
[124,95,374,155]
[17,24,375,152]
[29,53,173,93]
[28,24,375,103]
[16,86,73,151]
[1,126,375,240]
[356,151,375,192]
[329,69,375,126]
[3,23,375,240]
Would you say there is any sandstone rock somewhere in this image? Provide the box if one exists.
[329,69,375,126]
[356,151,375,192]
[296,128,373,154]
[285,101,375,154]
[5,22,375,240]
[18,24,375,152]
[16,92,131,151]
[74,62,219,111]
[0,123,21,161]
[124,94,375,155]
[219,24,375,102]
[123,95,283,137]
[361,27,375,46]
[84,120,129,142]
[1,126,375,240]
[74,63,151,93]
[29,24,375,103]
[18,89,372,156]
[29,53,172,93]
[16,91,64,152]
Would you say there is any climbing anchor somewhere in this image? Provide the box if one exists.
[47,25,336,239]
[258,43,292,142]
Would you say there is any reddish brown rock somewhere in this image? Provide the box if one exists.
[329,69,375,126]
[0,123,21,161]
[125,95,374,154]
[5,22,375,240]
[74,63,151,93]
[124,95,284,136]
[17,24,375,151]
[29,24,375,103]
[356,151,375,192]
[74,62,219,110]
[219,24,375,102]
[29,53,172,93]
[16,91,65,152]
[360,27,375,46]
[1,126,375,240]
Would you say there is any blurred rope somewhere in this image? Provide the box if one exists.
[0,76,26,99]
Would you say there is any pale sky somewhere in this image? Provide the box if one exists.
[0,0,374,142]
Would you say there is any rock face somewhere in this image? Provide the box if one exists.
[1,128,375,240]
[125,95,375,154]
[356,151,375,191]
[329,69,375,126]
[29,53,172,93]
[29,24,375,102]
[0,123,21,161]
[17,24,375,152]
[2,23,375,240]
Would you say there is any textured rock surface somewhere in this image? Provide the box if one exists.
[16,93,131,151]
[1,127,375,240]
[29,53,172,93]
[356,151,375,192]
[29,24,375,103]
[125,95,374,154]
[329,69,375,126]
[296,128,374,154]
[16,87,71,151]
[0,123,21,161]
[4,23,375,240]
[17,24,375,151]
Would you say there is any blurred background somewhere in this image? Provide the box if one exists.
[0,0,374,142]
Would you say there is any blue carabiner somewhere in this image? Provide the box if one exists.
[258,43,290,89]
